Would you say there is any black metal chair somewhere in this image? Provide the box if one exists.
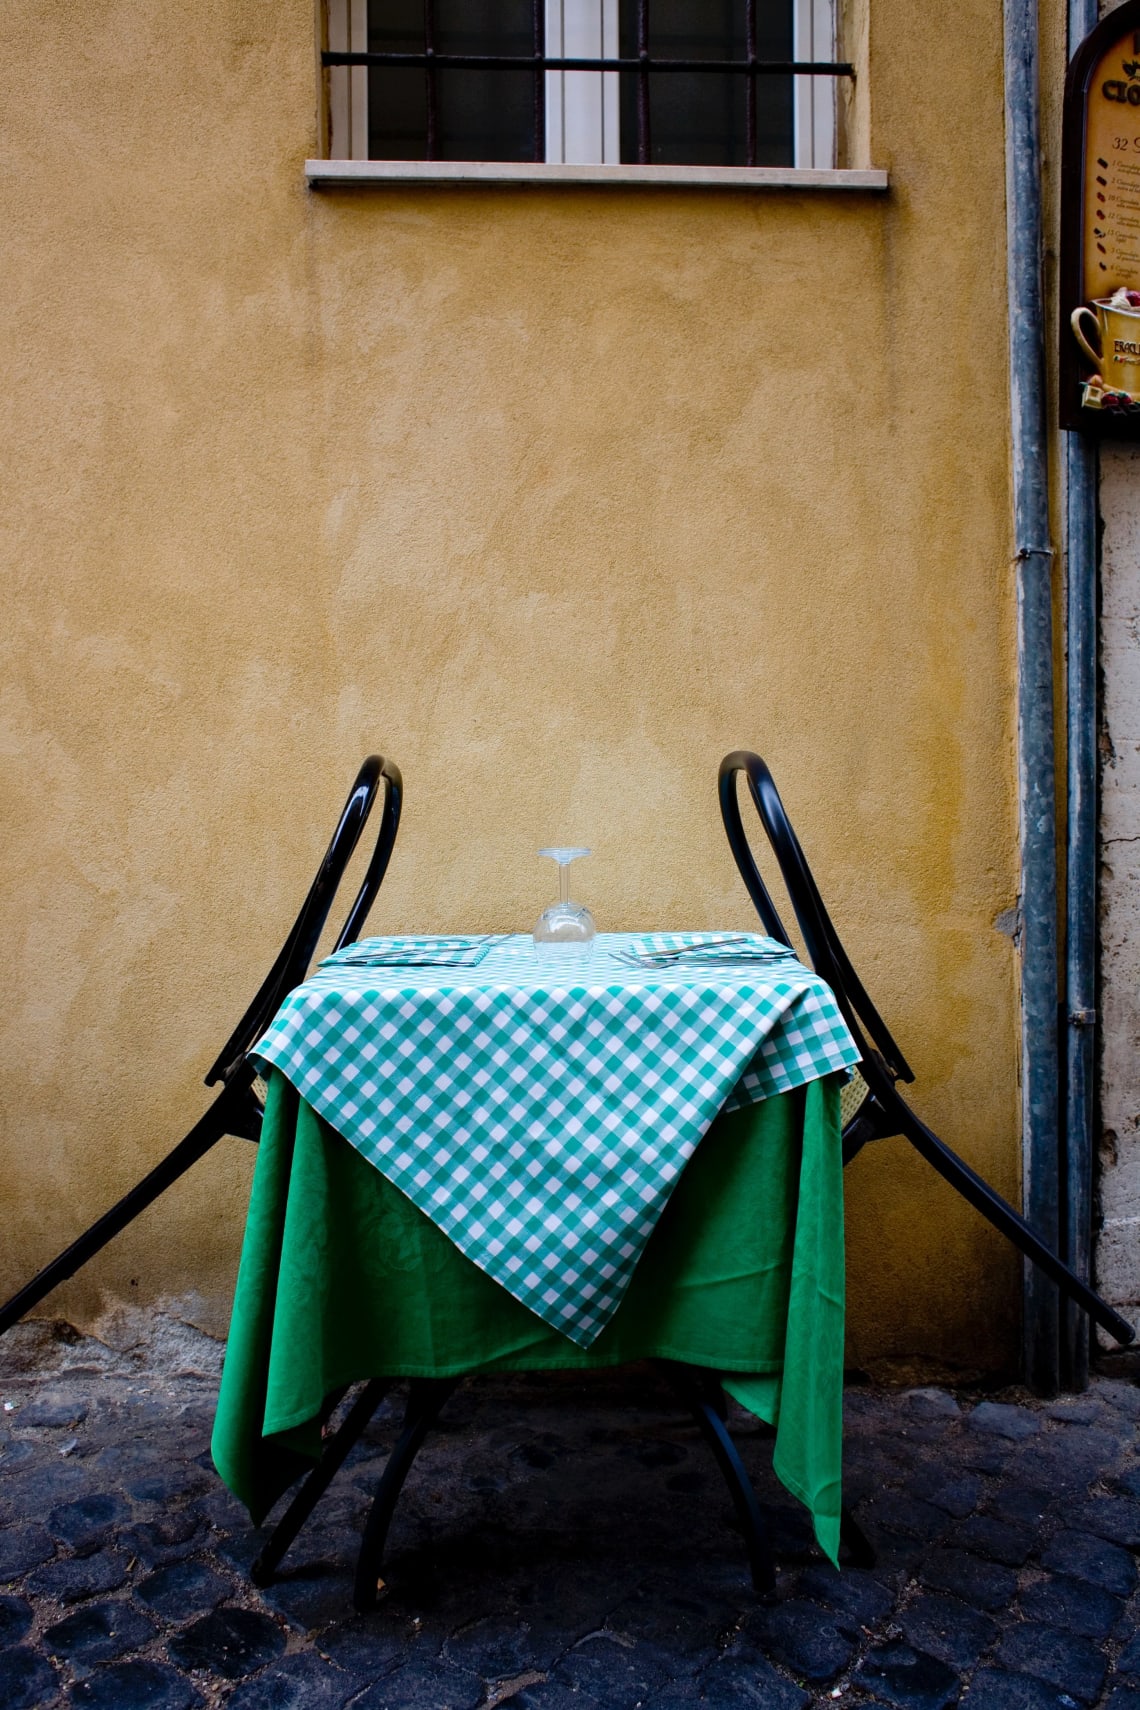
[718,749,1135,1350]
[0,755,403,1338]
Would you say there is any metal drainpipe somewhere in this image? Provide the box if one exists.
[1004,0,1061,1394]
[1062,0,1100,1394]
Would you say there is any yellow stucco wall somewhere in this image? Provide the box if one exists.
[1,0,1024,1374]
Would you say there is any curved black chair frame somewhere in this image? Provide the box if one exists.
[0,755,403,1338]
[718,749,1135,1350]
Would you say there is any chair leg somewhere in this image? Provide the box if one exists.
[0,1080,262,1337]
[659,1364,776,1596]
[250,1379,390,1587]
[695,1369,730,1422]
[352,1378,460,1613]
[897,1105,1136,1346]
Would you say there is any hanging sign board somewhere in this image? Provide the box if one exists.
[1062,0,1140,436]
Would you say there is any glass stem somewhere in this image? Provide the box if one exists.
[560,863,570,906]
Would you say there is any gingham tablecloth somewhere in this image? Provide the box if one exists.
[251,932,859,1347]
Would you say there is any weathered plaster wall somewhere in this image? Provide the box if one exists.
[1099,445,1140,1323]
[0,0,1022,1372]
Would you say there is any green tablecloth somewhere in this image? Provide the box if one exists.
[213,1067,846,1563]
[249,932,860,1346]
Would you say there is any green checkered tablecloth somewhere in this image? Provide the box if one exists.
[251,932,859,1347]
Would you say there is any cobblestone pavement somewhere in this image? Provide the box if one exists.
[1,1318,1139,1710]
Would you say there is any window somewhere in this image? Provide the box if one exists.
[325,0,842,172]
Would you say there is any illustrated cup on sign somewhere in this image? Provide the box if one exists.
[1071,296,1140,399]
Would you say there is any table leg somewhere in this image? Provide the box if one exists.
[250,1379,390,1587]
[658,1363,776,1596]
[353,1377,460,1612]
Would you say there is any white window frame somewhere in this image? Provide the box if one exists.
[328,0,368,163]
[793,0,835,172]
[545,0,620,166]
[327,0,837,171]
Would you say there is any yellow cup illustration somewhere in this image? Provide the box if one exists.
[1071,297,1140,399]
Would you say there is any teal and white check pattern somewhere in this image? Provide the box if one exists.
[252,932,859,1346]
[324,936,509,969]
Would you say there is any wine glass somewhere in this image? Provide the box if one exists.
[533,848,596,960]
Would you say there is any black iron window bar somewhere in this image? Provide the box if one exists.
[325,0,854,167]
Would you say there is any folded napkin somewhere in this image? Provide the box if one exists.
[611,932,798,970]
[320,935,509,970]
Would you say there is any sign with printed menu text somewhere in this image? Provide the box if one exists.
[1062,0,1140,435]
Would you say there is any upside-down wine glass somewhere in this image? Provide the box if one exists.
[533,848,596,961]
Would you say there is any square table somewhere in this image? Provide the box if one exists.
[211,932,860,1591]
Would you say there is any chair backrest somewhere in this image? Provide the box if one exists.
[717,750,913,1087]
[205,756,403,1087]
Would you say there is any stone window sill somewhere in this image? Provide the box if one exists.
[304,159,889,192]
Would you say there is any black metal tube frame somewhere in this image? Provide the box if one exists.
[248,1363,854,1606]
[531,0,544,162]
[718,749,1136,1351]
[207,756,403,1089]
[251,1379,391,1587]
[0,756,403,1338]
[325,51,853,74]
[353,1377,460,1611]
[657,1363,775,1593]
[0,1073,262,1337]
[636,0,651,162]
[745,0,759,173]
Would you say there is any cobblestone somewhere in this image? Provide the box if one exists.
[795,1564,894,1628]
[987,1489,1050,1530]
[1098,1383,1140,1421]
[43,1597,159,1669]
[1076,1501,1140,1551]
[959,1667,1082,1710]
[698,1654,811,1709]
[1018,1575,1124,1640]
[2,1317,1140,1709]
[354,1657,484,1709]
[899,1594,998,1672]
[994,1623,1107,1704]
[954,1518,1037,1567]
[224,1649,369,1708]
[968,1405,1042,1442]
[1041,1532,1138,1597]
[0,1522,57,1579]
[17,1395,89,1430]
[1045,1401,1104,1427]
[0,1644,60,1709]
[135,1560,232,1622]
[66,1656,203,1707]
[48,1494,131,1554]
[0,1591,33,1646]
[1015,1438,1123,1495]
[918,1549,1021,1611]
[737,1598,853,1681]
[1119,1633,1140,1677]
[26,1545,133,1604]
[166,1607,288,1681]
[854,1640,961,1710]
[858,1493,953,1543]
[920,1475,989,1520]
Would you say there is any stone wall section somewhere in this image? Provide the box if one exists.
[1098,444,1140,1317]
